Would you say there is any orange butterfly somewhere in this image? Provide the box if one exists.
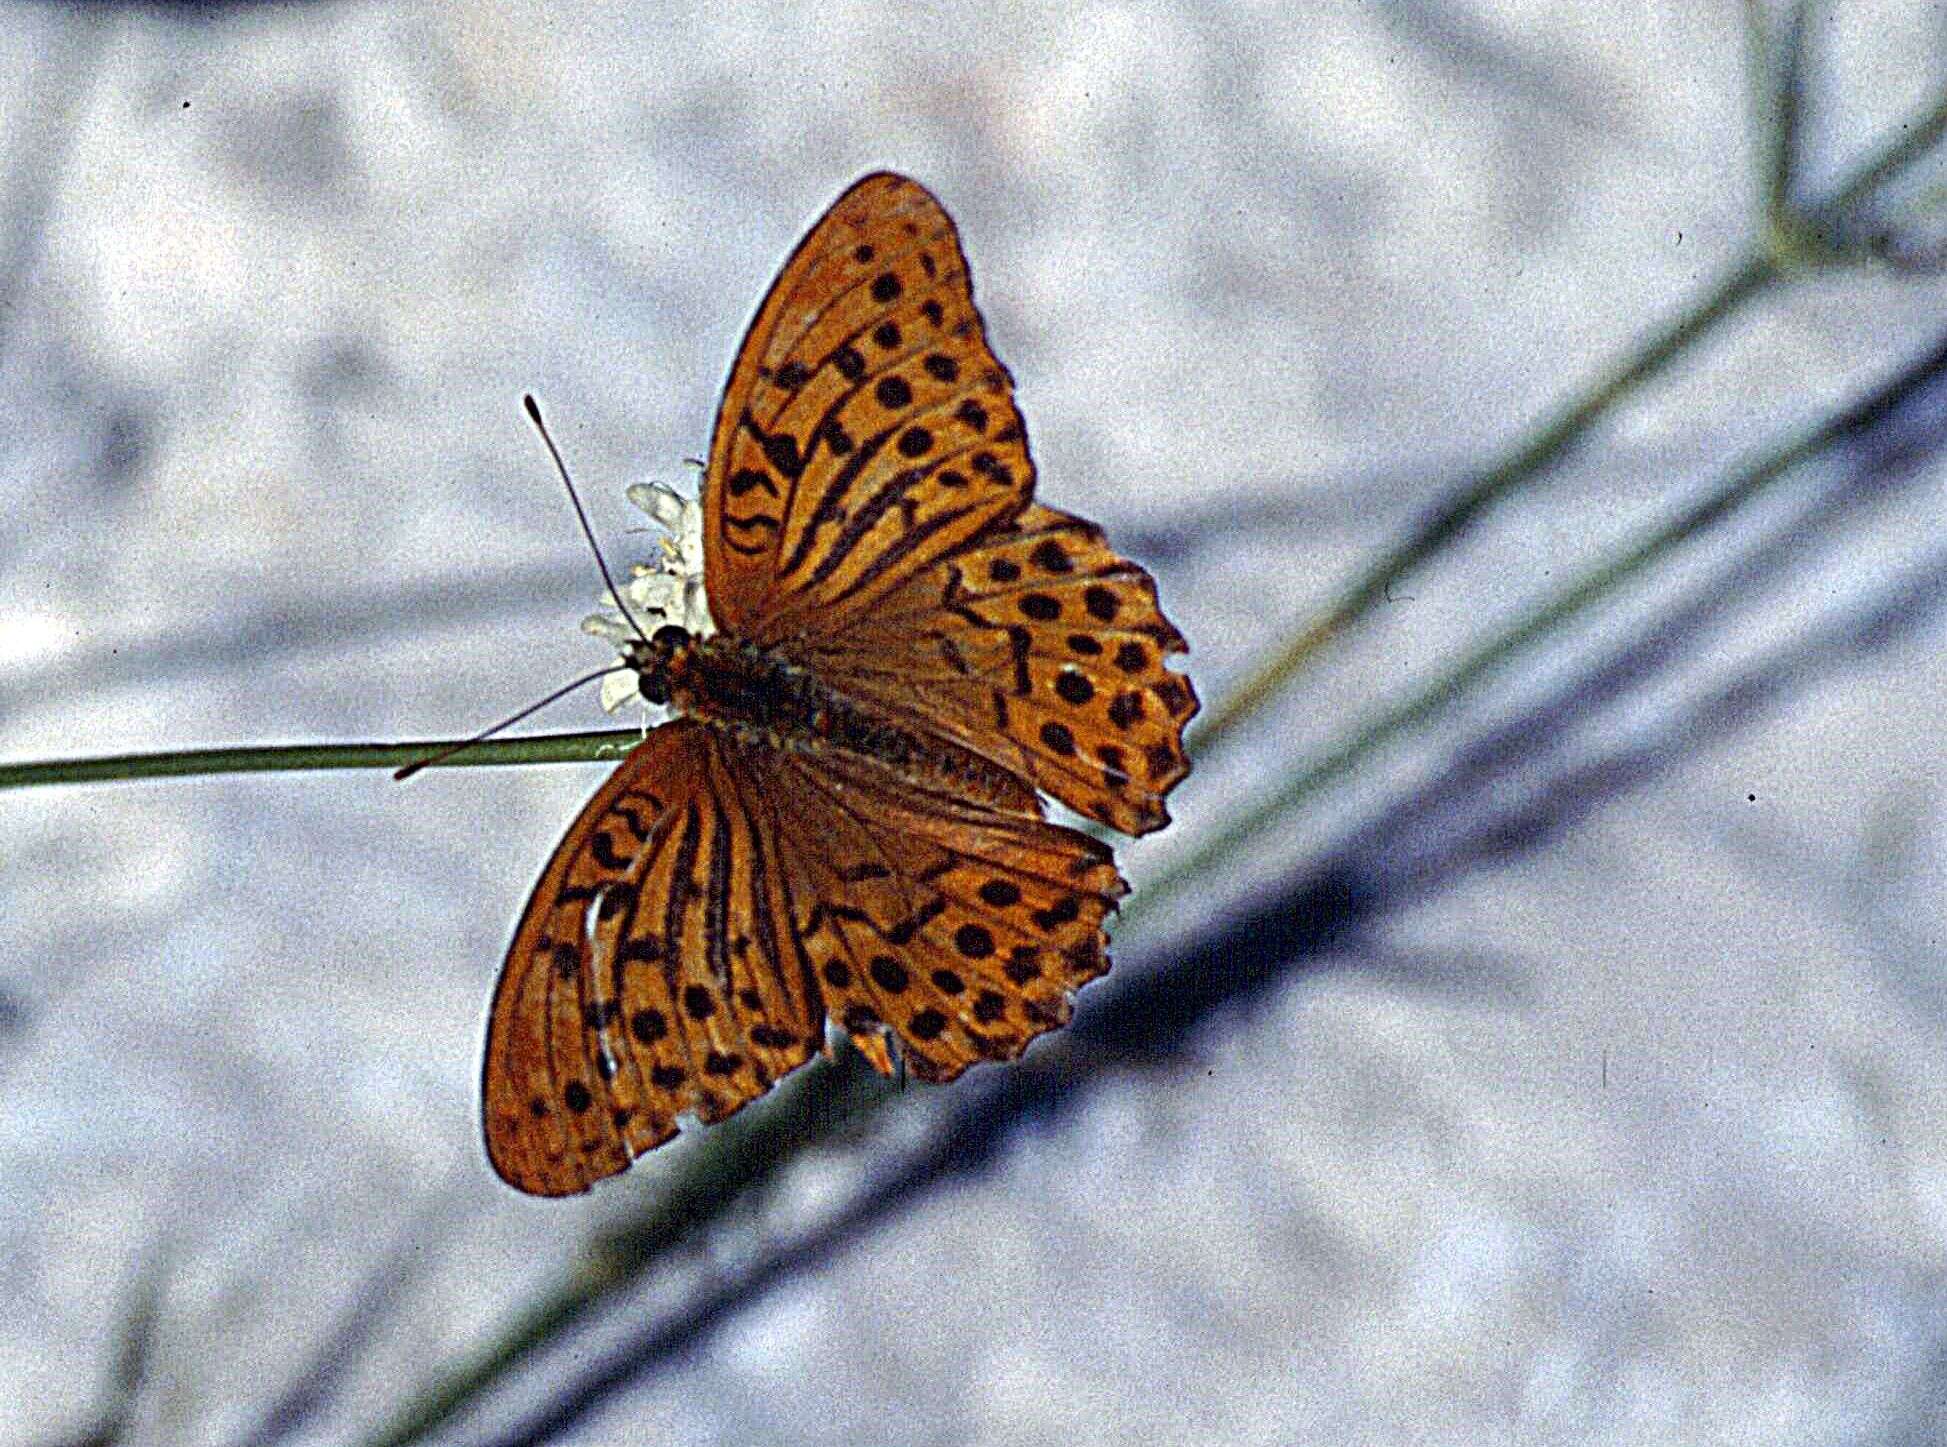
[485,173,1196,1195]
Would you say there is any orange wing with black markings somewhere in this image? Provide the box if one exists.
[791,502,1196,837]
[745,741,1125,1086]
[700,172,1033,643]
[484,721,820,1196]
[483,719,1124,1197]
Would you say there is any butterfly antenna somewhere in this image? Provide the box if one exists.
[523,393,656,646]
[392,665,627,781]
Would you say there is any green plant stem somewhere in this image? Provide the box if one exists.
[1126,328,1943,934]
[0,731,645,791]
[1188,250,1772,760]
[380,401,1947,1442]
[1187,79,1947,765]
[353,324,1946,1447]
[208,335,1947,1447]
[362,1046,895,1447]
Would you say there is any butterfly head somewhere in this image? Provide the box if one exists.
[620,623,694,706]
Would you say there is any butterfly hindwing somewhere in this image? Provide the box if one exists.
[747,743,1127,1083]
[702,172,1034,643]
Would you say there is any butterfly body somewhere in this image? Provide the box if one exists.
[484,173,1196,1195]
[624,625,1032,811]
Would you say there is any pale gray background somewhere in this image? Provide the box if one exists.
[4,2,1947,1443]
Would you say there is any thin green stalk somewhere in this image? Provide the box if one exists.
[1189,250,1773,759]
[1740,0,1784,213]
[1748,0,1822,222]
[362,1046,896,1447]
[353,329,1944,1447]
[1188,78,1947,765]
[0,731,643,791]
[1127,331,1942,933]
[1815,83,1947,225]
[8,87,1945,802]
[11,89,1942,803]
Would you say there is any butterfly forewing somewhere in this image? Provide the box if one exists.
[702,172,1034,642]
[485,714,1123,1195]
[484,721,818,1196]
[796,503,1197,836]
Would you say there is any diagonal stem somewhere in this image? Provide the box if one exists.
[1133,325,1947,933]
[1188,79,1947,765]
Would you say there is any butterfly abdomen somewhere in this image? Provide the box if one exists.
[668,634,1031,812]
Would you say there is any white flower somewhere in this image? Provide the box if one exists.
[580,481,715,712]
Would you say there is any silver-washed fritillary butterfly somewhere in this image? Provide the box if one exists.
[484,173,1196,1194]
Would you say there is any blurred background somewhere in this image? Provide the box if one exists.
[5,1,1947,1443]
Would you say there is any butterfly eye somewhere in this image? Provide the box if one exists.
[637,668,672,706]
[651,624,691,651]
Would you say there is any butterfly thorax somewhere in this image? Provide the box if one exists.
[625,626,1027,811]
